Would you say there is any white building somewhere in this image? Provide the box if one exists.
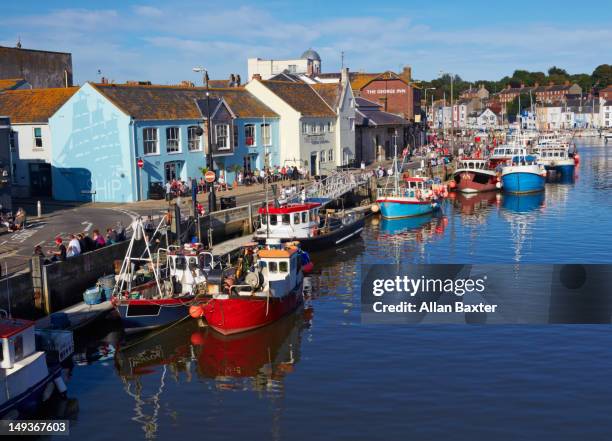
[602,100,612,128]
[246,68,355,175]
[248,49,322,81]
[0,87,77,197]
[475,108,499,130]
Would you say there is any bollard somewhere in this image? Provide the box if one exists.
[37,200,42,218]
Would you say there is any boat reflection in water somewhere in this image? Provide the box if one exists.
[378,214,448,242]
[192,307,309,393]
[501,192,545,213]
[451,191,499,217]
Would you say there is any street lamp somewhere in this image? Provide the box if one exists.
[423,87,436,141]
[193,66,216,214]
[439,70,455,154]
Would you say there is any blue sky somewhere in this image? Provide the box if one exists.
[1,0,611,85]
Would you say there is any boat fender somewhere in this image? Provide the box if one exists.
[496,181,502,189]
[54,376,68,397]
[189,305,204,319]
[371,204,379,213]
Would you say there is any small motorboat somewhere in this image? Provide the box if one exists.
[376,176,443,219]
[191,241,304,335]
[0,316,72,418]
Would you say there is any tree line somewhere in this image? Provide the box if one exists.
[419,65,612,101]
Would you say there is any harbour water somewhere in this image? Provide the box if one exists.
[53,141,612,440]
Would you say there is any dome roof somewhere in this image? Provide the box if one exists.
[301,48,321,62]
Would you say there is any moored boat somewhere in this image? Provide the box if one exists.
[537,145,575,176]
[0,317,72,419]
[255,202,365,252]
[376,176,442,219]
[452,158,499,193]
[501,155,546,194]
[192,242,304,335]
[111,218,213,333]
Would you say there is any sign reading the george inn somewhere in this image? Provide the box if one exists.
[365,89,407,94]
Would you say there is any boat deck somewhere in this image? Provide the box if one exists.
[211,234,256,256]
[36,301,114,331]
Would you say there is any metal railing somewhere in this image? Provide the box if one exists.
[287,170,368,206]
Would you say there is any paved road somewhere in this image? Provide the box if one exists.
[0,203,137,276]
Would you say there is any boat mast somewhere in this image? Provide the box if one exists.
[394,130,399,192]
[264,114,270,240]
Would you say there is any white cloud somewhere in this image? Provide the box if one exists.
[1,5,609,84]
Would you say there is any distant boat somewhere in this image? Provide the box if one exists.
[537,145,575,176]
[452,158,499,193]
[501,155,546,194]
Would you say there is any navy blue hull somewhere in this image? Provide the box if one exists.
[0,364,62,418]
[117,298,193,333]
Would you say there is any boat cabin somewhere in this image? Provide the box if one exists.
[491,146,528,159]
[0,318,37,370]
[539,147,570,160]
[257,247,301,298]
[457,159,490,170]
[509,155,538,166]
[257,203,321,239]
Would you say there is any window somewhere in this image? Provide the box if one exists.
[320,152,325,163]
[9,131,16,152]
[349,117,355,131]
[261,123,271,145]
[327,122,334,132]
[269,215,277,225]
[14,335,23,361]
[328,149,334,162]
[313,124,320,134]
[166,127,180,152]
[33,127,43,148]
[301,212,307,223]
[245,124,255,146]
[187,126,201,151]
[319,123,325,133]
[279,261,288,273]
[233,125,239,147]
[269,261,278,272]
[302,122,308,134]
[282,214,290,225]
[288,65,297,73]
[216,124,229,150]
[143,128,158,155]
[293,213,300,224]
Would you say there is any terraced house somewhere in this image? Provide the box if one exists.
[50,83,278,202]
[246,68,355,176]
[0,87,78,197]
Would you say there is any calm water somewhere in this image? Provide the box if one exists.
[54,141,612,441]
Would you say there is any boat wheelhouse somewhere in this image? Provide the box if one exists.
[452,158,499,193]
[490,145,529,166]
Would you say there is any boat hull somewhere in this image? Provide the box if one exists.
[201,285,304,335]
[376,198,435,219]
[544,163,575,175]
[453,170,498,193]
[501,171,545,194]
[0,364,63,419]
[115,297,194,333]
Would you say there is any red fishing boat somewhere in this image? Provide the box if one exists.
[452,158,499,193]
[191,242,304,335]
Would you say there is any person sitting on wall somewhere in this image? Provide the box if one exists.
[51,237,67,262]
[106,228,118,245]
[67,234,81,258]
[92,229,106,248]
[33,245,51,265]
[115,222,126,241]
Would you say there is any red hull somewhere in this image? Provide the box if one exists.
[454,171,498,193]
[202,287,303,335]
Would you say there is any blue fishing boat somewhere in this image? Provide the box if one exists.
[375,138,442,219]
[501,155,546,194]
[537,145,575,176]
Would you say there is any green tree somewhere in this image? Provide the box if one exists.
[592,64,612,89]
[548,66,569,77]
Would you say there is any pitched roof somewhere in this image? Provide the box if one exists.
[0,78,27,91]
[260,80,335,117]
[93,83,276,120]
[349,73,380,90]
[311,83,342,109]
[355,108,409,127]
[0,87,78,123]
[355,97,381,109]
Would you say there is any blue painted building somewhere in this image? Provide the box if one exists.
[49,83,278,202]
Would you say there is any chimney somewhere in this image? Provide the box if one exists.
[341,67,349,85]
[400,66,412,83]
[235,74,241,86]
[252,74,262,81]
